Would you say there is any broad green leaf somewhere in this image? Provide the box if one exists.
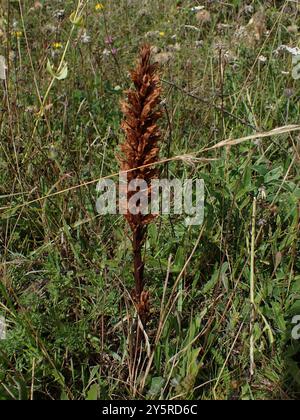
[56,63,68,80]
[46,59,68,80]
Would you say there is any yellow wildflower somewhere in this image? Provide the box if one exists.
[159,31,165,37]
[14,31,23,38]
[52,42,63,49]
[95,3,104,11]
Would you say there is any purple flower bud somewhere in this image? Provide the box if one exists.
[105,36,114,45]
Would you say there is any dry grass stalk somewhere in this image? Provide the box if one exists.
[119,44,162,323]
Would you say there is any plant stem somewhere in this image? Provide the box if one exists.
[250,196,257,378]
[133,226,145,299]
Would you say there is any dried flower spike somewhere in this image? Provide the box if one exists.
[119,44,162,321]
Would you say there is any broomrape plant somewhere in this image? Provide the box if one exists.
[119,44,162,325]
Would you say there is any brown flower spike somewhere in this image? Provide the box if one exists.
[119,45,162,322]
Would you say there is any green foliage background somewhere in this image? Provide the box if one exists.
[0,0,299,400]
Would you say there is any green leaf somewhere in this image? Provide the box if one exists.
[264,167,283,184]
[46,59,68,80]
[86,384,99,400]
[56,63,68,80]
[173,245,185,273]
[148,377,164,397]
[69,11,84,26]
[60,391,69,400]
[202,262,228,294]
[46,59,55,78]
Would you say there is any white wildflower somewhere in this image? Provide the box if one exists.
[53,9,65,19]
[190,6,205,12]
[258,186,267,200]
[285,46,300,55]
[103,48,111,57]
[195,40,204,48]
[81,30,91,44]
[274,45,300,56]
[258,55,267,63]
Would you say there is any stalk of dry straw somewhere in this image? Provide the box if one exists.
[119,44,162,323]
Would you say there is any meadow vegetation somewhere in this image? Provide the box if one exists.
[0,0,299,400]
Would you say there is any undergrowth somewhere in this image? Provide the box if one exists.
[0,0,299,400]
